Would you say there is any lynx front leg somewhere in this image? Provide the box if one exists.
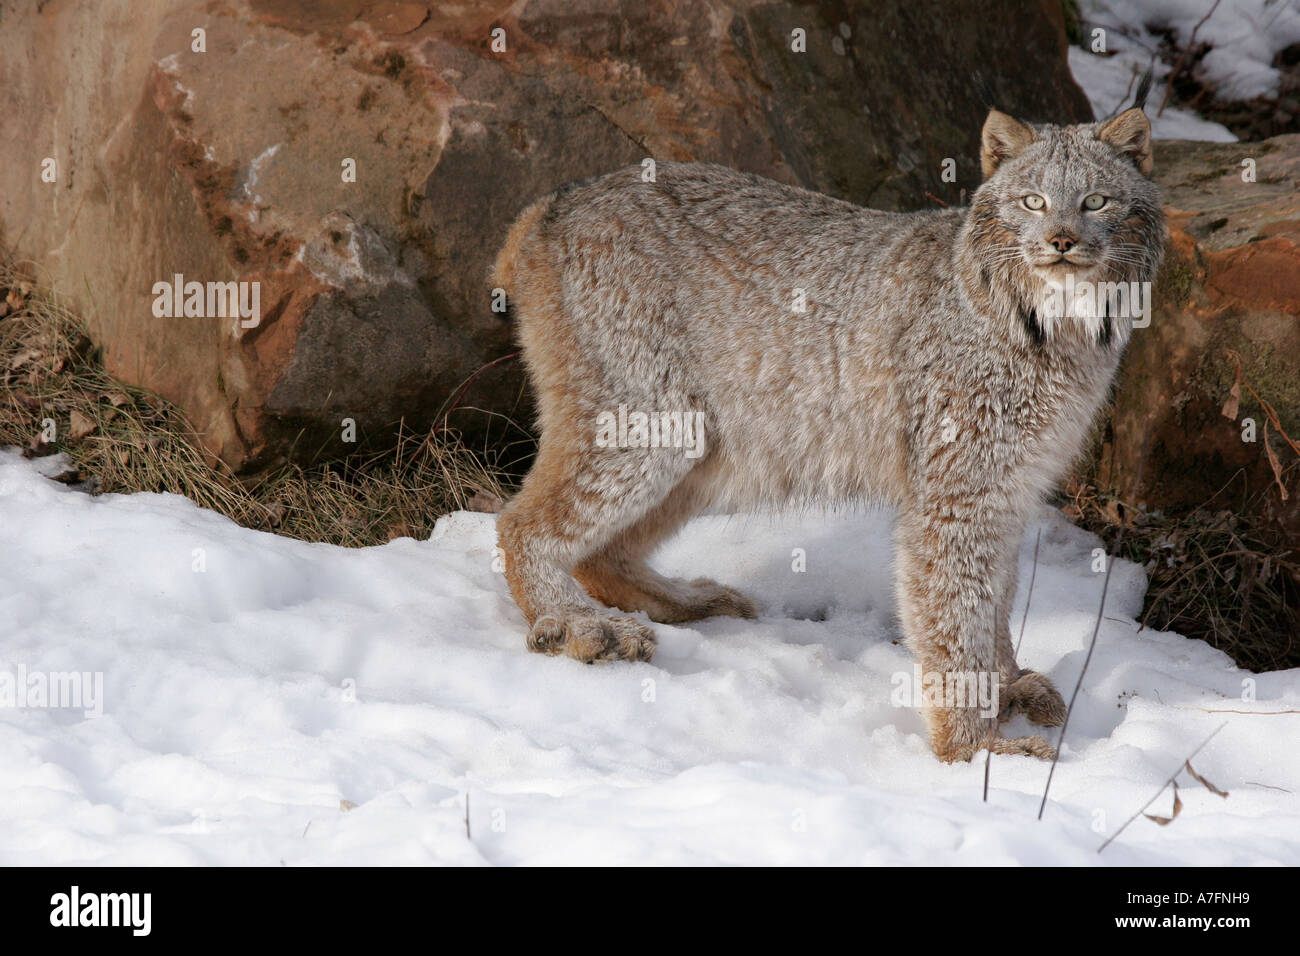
[894,504,1056,762]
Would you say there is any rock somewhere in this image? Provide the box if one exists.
[0,0,1090,470]
[1097,134,1300,544]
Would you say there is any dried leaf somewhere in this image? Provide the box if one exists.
[1184,761,1229,798]
[1263,420,1289,501]
[340,800,358,812]
[262,501,287,528]
[23,433,55,459]
[1222,350,1243,420]
[5,289,23,312]
[1144,783,1183,826]
[466,492,504,514]
[69,409,97,441]
[1221,368,1241,419]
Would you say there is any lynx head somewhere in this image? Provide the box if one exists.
[963,105,1166,347]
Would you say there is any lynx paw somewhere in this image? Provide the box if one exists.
[927,705,1058,763]
[651,578,757,623]
[689,579,758,619]
[999,670,1066,727]
[985,733,1058,760]
[527,612,656,663]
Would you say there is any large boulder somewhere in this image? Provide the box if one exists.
[0,0,1091,470]
[1099,134,1300,544]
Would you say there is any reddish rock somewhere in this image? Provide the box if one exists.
[0,0,1090,470]
[1100,135,1300,545]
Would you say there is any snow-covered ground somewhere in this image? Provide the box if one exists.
[1068,0,1300,141]
[0,448,1296,865]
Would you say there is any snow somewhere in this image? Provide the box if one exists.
[0,448,1296,865]
[1067,0,1300,140]
[1069,46,1240,140]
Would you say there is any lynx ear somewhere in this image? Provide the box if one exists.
[1096,107,1153,175]
[980,110,1037,179]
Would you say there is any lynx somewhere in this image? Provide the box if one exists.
[491,104,1165,762]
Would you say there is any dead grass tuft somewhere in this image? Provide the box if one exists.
[0,259,520,547]
[1061,473,1300,672]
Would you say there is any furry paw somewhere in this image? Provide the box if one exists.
[925,702,1058,763]
[648,578,758,624]
[527,612,656,663]
[985,733,1058,760]
[999,670,1066,727]
[683,578,758,620]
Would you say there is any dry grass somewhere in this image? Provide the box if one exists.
[1061,474,1300,672]
[0,259,520,547]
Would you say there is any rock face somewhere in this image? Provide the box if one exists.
[1099,134,1300,543]
[0,0,1090,469]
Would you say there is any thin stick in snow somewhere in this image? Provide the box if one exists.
[985,527,1043,802]
[1097,723,1228,852]
[1038,431,1149,820]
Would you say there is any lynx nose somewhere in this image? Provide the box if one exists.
[1047,234,1076,253]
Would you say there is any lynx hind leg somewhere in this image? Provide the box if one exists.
[574,464,757,624]
[497,439,701,663]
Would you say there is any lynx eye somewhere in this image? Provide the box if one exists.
[1082,193,1108,211]
[1021,194,1046,211]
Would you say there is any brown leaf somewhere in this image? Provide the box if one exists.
[1144,783,1183,826]
[339,799,358,812]
[5,289,23,313]
[69,409,97,441]
[1264,420,1289,501]
[262,501,287,528]
[466,492,505,514]
[48,464,81,485]
[24,433,55,458]
[1184,761,1229,798]
[1222,350,1242,420]
[101,390,130,407]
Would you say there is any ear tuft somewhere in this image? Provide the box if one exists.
[1096,107,1154,175]
[980,110,1037,179]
